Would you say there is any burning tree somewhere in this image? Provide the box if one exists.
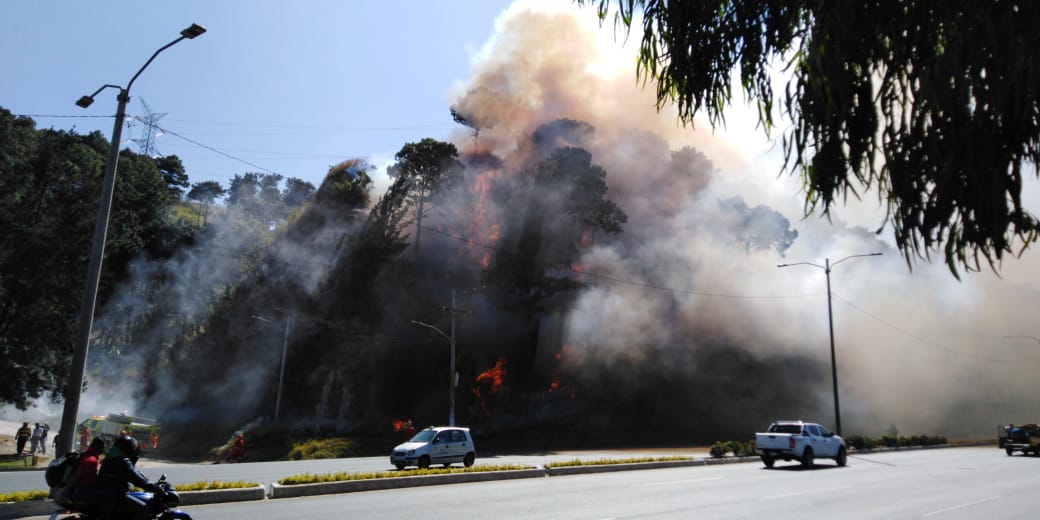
[386,138,465,259]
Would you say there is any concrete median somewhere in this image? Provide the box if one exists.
[269,468,547,499]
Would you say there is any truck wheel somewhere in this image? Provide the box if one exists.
[418,455,431,469]
[761,456,775,468]
[1006,447,1014,456]
[801,448,814,468]
[836,447,847,467]
[395,464,406,470]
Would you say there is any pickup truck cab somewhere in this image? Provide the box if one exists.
[754,420,847,468]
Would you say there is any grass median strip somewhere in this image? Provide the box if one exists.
[0,490,49,503]
[544,456,694,468]
[278,464,534,485]
[1,480,261,504]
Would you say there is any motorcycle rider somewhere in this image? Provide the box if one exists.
[60,437,108,509]
[95,435,159,520]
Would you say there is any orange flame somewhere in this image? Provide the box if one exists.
[392,419,404,432]
[548,345,575,399]
[476,357,507,393]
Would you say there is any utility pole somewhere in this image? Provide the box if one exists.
[778,252,881,436]
[412,288,475,426]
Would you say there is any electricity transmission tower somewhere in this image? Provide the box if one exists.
[133,98,167,157]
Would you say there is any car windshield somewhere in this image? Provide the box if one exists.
[409,430,437,443]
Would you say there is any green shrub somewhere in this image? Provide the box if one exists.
[709,441,729,458]
[727,440,754,457]
[849,433,946,450]
[278,464,532,485]
[845,435,877,450]
[176,480,261,491]
[0,490,50,503]
[287,438,355,460]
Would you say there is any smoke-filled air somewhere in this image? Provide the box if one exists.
[44,1,1040,453]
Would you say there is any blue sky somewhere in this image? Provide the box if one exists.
[1,0,514,189]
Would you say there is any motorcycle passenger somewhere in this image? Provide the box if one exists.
[61,437,108,510]
[95,435,158,520]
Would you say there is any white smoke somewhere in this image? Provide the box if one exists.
[450,0,1040,437]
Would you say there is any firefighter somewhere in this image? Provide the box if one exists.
[79,426,91,452]
[228,433,245,463]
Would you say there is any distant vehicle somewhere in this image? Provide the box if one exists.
[999,423,1040,456]
[390,426,476,470]
[754,420,847,468]
[80,413,159,448]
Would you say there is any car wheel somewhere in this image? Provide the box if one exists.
[464,452,475,467]
[761,456,775,468]
[801,448,814,468]
[395,464,406,470]
[418,455,431,469]
[836,447,847,467]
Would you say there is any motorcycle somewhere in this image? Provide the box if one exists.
[53,474,192,520]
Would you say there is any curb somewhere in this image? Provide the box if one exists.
[178,484,267,505]
[0,500,57,520]
[269,468,546,499]
[545,459,705,476]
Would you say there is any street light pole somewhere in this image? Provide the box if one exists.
[449,289,457,427]
[778,252,881,436]
[58,24,206,457]
[253,314,291,421]
[411,318,455,426]
[411,287,476,426]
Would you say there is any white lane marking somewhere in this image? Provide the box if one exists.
[631,477,723,487]
[760,485,853,500]
[922,496,1000,517]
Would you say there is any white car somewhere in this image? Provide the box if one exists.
[390,426,476,470]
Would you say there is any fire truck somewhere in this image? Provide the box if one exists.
[79,413,160,449]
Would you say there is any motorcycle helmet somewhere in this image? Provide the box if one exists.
[114,435,141,463]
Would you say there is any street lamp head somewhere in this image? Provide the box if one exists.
[180,23,206,39]
[75,96,94,108]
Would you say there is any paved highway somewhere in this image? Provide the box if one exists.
[2,447,710,493]
[19,446,1038,519]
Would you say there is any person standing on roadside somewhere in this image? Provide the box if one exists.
[30,423,43,454]
[39,423,50,454]
[79,425,91,452]
[15,422,31,454]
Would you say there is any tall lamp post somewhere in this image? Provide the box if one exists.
[57,24,206,456]
[411,318,457,427]
[778,252,881,436]
[252,315,292,421]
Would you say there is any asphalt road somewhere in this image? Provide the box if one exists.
[1,447,710,493]
[17,446,1037,519]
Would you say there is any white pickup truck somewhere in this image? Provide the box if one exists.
[754,420,847,468]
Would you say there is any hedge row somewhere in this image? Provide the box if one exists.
[709,434,948,458]
[844,434,947,450]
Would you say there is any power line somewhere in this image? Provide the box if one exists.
[833,294,1037,363]
[15,113,118,119]
[154,124,281,176]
